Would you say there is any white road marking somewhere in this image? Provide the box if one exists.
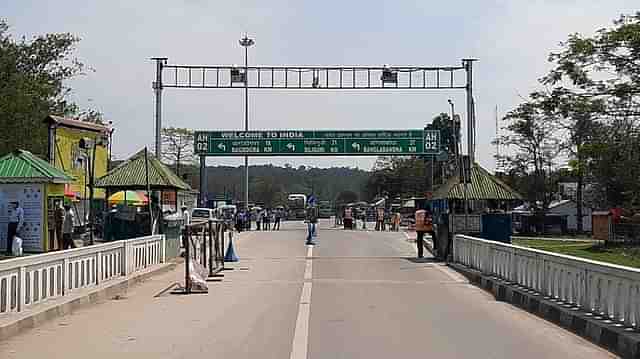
[304,259,313,280]
[290,245,313,359]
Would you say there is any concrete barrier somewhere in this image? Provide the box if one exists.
[0,235,165,317]
[451,234,640,358]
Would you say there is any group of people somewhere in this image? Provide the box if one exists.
[255,208,283,231]
[4,200,76,257]
[233,208,284,232]
[338,206,402,231]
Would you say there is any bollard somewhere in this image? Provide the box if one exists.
[224,230,239,262]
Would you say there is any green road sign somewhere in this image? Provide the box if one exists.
[194,130,440,156]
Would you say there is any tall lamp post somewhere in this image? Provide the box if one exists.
[447,99,457,158]
[239,34,255,213]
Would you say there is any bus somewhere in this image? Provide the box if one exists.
[287,194,307,219]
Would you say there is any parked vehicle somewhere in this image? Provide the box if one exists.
[191,208,216,222]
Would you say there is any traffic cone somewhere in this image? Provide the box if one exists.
[224,236,239,262]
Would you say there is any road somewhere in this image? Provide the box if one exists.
[0,220,616,358]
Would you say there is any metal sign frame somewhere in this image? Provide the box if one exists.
[151,57,477,205]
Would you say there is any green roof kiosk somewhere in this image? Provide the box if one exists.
[0,150,73,253]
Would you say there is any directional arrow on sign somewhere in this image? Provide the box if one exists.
[217,142,226,151]
[351,142,361,151]
[286,143,296,151]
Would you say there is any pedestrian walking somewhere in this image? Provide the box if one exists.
[414,205,433,259]
[306,204,319,245]
[256,209,262,231]
[375,207,385,231]
[5,201,24,255]
[343,207,353,229]
[181,204,191,227]
[54,201,65,251]
[62,204,76,250]
[263,209,271,230]
[392,212,401,231]
[235,211,243,232]
[273,209,281,230]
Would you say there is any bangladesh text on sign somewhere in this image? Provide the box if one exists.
[194,130,440,156]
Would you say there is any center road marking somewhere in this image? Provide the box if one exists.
[290,244,314,359]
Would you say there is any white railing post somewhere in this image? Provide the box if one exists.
[62,257,69,295]
[96,250,103,285]
[18,266,26,312]
[161,235,166,263]
[122,240,130,276]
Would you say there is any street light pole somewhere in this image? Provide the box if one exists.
[447,99,457,159]
[239,35,255,213]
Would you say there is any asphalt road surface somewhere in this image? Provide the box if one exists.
[0,220,616,358]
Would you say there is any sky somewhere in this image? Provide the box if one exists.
[4,1,638,171]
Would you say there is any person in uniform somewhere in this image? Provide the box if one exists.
[6,201,24,255]
[306,204,319,245]
[54,201,65,250]
[344,207,353,230]
[62,204,76,250]
[414,205,433,259]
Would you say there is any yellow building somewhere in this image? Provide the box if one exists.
[45,115,112,223]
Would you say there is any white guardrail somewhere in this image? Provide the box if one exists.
[453,234,640,329]
[0,235,165,316]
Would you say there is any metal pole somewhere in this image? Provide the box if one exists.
[463,59,476,164]
[184,226,191,293]
[208,220,213,276]
[152,58,167,159]
[199,156,207,206]
[144,148,154,234]
[448,100,456,158]
[463,59,476,234]
[244,45,249,213]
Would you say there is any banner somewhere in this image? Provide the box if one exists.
[0,183,45,252]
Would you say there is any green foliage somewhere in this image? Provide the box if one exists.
[541,12,640,209]
[364,156,427,200]
[335,190,359,205]
[500,12,640,212]
[514,240,640,269]
[497,94,561,211]
[0,20,86,157]
[544,12,640,109]
[180,164,369,206]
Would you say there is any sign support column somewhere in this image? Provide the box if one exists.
[199,156,207,206]
[152,58,167,158]
[463,59,476,234]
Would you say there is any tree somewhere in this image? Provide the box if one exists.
[161,127,195,177]
[424,112,461,188]
[497,95,561,218]
[364,156,427,200]
[0,20,87,156]
[335,190,359,205]
[543,12,640,115]
[543,12,640,210]
[535,90,604,231]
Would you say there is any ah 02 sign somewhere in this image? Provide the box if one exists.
[423,130,440,154]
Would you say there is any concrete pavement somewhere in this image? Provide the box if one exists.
[0,220,616,358]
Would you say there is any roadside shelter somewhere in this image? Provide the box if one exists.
[431,163,523,233]
[0,150,74,252]
[94,148,192,239]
